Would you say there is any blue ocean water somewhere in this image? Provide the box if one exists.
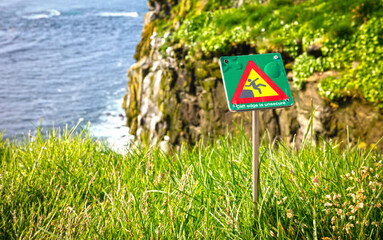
[0,0,147,146]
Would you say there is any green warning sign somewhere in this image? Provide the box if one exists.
[219,53,294,112]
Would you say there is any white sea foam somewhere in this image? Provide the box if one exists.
[90,99,134,153]
[23,9,61,20]
[48,9,61,16]
[97,12,138,18]
[23,14,49,19]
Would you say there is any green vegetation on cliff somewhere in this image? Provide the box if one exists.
[153,0,383,108]
[1,127,382,238]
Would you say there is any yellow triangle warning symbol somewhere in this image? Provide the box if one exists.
[231,60,288,104]
[240,69,278,98]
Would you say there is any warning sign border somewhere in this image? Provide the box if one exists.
[231,60,288,104]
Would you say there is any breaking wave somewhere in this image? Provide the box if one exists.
[23,9,61,20]
[97,12,138,18]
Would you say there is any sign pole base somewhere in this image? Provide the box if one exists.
[252,110,259,210]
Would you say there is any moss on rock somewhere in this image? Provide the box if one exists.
[123,0,383,149]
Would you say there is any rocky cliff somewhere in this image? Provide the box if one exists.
[123,0,383,149]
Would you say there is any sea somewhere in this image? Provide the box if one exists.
[0,0,147,150]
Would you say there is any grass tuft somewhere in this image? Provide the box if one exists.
[0,126,382,238]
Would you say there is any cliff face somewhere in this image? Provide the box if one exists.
[123,0,383,148]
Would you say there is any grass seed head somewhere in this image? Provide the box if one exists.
[312,176,320,187]
[336,208,343,216]
[344,223,354,234]
[286,209,294,219]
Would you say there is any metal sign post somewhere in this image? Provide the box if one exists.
[252,110,259,205]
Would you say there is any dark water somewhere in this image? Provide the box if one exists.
[0,0,147,147]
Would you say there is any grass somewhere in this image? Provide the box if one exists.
[0,125,382,239]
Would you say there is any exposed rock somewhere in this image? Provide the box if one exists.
[306,43,322,58]
[123,0,383,149]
